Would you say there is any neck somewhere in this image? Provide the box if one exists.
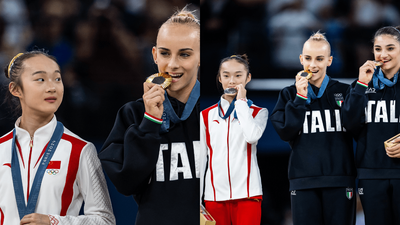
[309,74,325,88]
[167,80,197,103]
[19,113,54,137]
[222,94,235,104]
[383,67,400,80]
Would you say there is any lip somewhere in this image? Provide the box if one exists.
[45,97,57,103]
[169,72,183,83]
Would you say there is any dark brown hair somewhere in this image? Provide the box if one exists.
[216,54,250,91]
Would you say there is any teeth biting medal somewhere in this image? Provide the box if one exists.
[145,72,172,89]
[375,61,383,66]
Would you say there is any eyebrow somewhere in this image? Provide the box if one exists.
[304,55,325,57]
[32,70,61,75]
[158,47,194,52]
[375,44,396,47]
[222,71,244,73]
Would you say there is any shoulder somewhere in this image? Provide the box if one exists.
[0,130,14,145]
[328,79,351,94]
[250,104,268,117]
[201,103,218,116]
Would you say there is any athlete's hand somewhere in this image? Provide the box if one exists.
[236,84,247,100]
[20,213,50,225]
[386,138,400,158]
[358,60,377,84]
[295,75,308,97]
[143,82,165,119]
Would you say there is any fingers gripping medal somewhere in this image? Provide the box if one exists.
[146,72,172,89]
[297,69,313,80]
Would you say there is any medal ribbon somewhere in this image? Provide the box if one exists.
[161,80,200,133]
[373,67,398,90]
[218,98,253,119]
[306,75,329,104]
[11,122,64,219]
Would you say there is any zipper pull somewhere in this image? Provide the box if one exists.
[29,137,33,148]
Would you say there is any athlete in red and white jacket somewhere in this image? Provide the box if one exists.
[0,51,114,225]
[0,116,115,225]
[200,54,268,225]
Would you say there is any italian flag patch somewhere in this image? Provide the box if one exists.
[346,188,353,200]
[336,100,343,107]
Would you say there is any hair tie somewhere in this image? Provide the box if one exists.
[230,55,237,58]
[393,27,400,35]
[8,53,23,78]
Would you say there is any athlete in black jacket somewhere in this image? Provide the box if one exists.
[271,32,356,225]
[98,8,200,225]
[342,26,400,225]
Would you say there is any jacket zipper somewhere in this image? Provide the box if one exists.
[27,136,33,202]
[227,116,232,199]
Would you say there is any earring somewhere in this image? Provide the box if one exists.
[155,60,157,64]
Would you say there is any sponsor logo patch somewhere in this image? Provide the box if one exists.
[334,93,344,107]
[291,190,296,196]
[365,87,376,94]
[358,188,364,195]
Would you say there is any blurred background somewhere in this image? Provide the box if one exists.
[201,0,400,224]
[1,0,399,224]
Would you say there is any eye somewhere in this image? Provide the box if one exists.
[388,47,394,51]
[180,53,190,57]
[36,78,44,82]
[305,57,311,60]
[160,51,170,56]
[374,48,381,52]
[317,58,323,61]
[56,77,62,81]
[236,74,242,77]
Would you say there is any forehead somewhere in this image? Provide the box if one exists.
[23,55,59,72]
[302,41,330,56]
[374,34,400,45]
[157,24,200,50]
[221,59,246,71]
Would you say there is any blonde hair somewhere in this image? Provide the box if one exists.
[306,31,331,55]
[162,6,200,29]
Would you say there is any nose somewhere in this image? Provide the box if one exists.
[46,81,56,93]
[167,55,179,69]
[229,75,235,84]
[380,49,388,59]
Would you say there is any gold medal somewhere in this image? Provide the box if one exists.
[375,61,383,67]
[145,72,172,89]
[297,69,313,80]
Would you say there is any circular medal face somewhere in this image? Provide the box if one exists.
[297,70,313,80]
[145,73,172,89]
[224,87,237,94]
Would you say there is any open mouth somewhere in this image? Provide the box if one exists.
[383,60,391,64]
[169,73,183,79]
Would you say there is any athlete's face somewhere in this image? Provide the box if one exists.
[299,41,332,85]
[11,55,63,117]
[218,60,251,92]
[374,35,400,74]
[152,24,200,100]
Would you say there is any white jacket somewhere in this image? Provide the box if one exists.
[0,116,115,225]
[200,97,268,202]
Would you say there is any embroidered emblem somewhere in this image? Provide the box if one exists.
[358,188,364,195]
[291,190,296,196]
[49,215,59,225]
[346,188,353,200]
[365,87,376,94]
[334,93,344,107]
[46,169,59,175]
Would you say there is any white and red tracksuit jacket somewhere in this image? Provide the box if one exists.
[0,116,115,225]
[200,97,268,202]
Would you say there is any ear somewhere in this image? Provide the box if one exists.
[218,75,222,84]
[152,46,157,63]
[327,56,333,67]
[299,54,303,65]
[9,82,22,98]
[246,73,252,85]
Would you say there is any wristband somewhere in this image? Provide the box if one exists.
[144,112,163,124]
[296,93,307,100]
[357,80,368,88]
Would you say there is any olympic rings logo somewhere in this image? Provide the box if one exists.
[46,169,59,175]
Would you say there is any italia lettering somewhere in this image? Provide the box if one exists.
[155,141,200,182]
[303,109,344,133]
[365,100,399,123]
